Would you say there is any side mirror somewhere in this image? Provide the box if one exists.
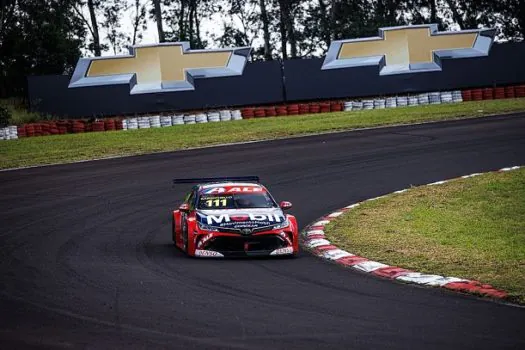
[279,201,292,210]
[179,203,190,212]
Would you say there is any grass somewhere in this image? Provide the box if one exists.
[324,168,525,304]
[1,98,525,169]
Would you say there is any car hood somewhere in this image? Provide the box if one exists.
[196,208,286,231]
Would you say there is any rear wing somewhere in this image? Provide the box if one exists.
[173,176,260,185]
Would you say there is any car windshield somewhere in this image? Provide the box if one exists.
[197,193,277,209]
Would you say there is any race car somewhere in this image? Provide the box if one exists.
[171,176,299,258]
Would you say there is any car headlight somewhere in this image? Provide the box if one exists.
[273,218,290,230]
[198,222,218,231]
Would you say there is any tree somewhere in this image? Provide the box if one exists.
[493,0,525,41]
[0,0,86,97]
[275,0,300,59]
[130,0,148,45]
[72,0,105,56]
[153,0,165,42]
[101,0,129,54]
[87,0,101,55]
[259,0,272,60]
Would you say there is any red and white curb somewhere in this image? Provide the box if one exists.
[301,166,523,300]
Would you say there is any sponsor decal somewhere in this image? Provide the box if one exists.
[204,213,284,225]
[278,231,293,246]
[270,247,294,256]
[195,249,224,257]
[68,42,251,94]
[200,195,233,209]
[197,233,214,249]
[322,24,495,75]
[203,186,264,195]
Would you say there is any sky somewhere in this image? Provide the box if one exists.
[86,3,229,57]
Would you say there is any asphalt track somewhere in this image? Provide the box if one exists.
[1,114,525,349]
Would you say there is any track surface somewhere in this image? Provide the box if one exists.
[1,114,525,349]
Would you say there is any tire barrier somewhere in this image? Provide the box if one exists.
[483,88,494,100]
[219,110,232,121]
[462,90,472,101]
[232,110,243,120]
[299,104,310,114]
[254,108,266,118]
[275,106,288,116]
[408,96,419,106]
[184,115,196,124]
[14,118,133,136]
[418,93,430,105]
[265,106,277,117]
[287,104,299,115]
[505,86,515,98]
[330,102,343,112]
[307,103,318,113]
[241,108,255,119]
[127,118,138,129]
[206,111,220,122]
[471,88,484,101]
[352,101,363,110]
[516,85,525,97]
[4,84,524,141]
[194,113,207,123]
[374,99,386,109]
[494,87,505,99]
[138,117,150,129]
[386,97,397,108]
[396,96,408,107]
[172,115,184,125]
[160,116,172,127]
[319,102,331,113]
[150,115,161,128]
[429,92,441,104]
[363,100,374,110]
[440,91,453,103]
[0,126,17,140]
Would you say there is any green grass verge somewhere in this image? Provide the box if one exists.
[324,168,525,304]
[1,98,525,169]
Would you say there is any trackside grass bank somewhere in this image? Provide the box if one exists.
[324,168,525,304]
[1,98,525,169]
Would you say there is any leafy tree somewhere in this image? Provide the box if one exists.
[493,0,525,41]
[153,0,166,42]
[101,0,129,54]
[0,0,86,97]
[130,0,148,45]
[72,0,104,56]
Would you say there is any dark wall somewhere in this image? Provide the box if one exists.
[28,60,284,118]
[284,42,525,101]
[28,42,525,118]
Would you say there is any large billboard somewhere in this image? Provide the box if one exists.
[68,42,251,94]
[27,24,525,118]
[322,24,495,75]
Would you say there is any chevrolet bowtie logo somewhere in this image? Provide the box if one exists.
[69,42,251,94]
[322,24,495,75]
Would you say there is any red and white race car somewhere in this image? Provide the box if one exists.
[172,176,299,258]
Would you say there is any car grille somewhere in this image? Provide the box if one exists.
[206,235,286,256]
